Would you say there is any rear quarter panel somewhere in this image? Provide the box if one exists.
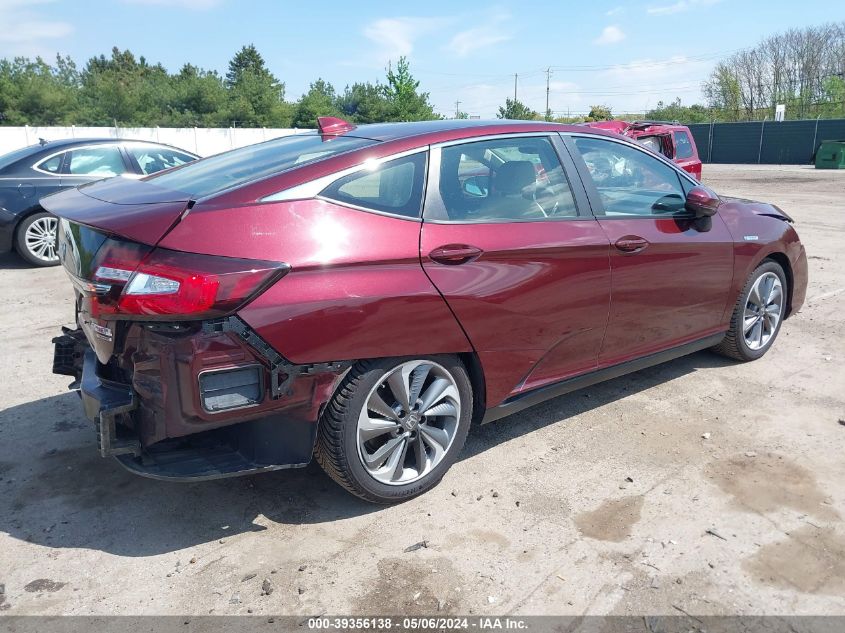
[158,199,472,364]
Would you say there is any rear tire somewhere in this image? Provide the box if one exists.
[15,211,60,267]
[315,355,472,504]
[712,260,787,361]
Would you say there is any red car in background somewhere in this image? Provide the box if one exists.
[45,118,805,504]
[585,120,702,180]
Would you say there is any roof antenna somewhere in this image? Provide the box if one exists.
[38,137,48,146]
[317,117,356,135]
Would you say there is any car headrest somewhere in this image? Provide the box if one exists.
[495,161,535,195]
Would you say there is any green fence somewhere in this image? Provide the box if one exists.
[687,119,845,164]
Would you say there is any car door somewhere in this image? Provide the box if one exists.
[671,129,702,180]
[563,133,733,367]
[60,144,132,187]
[420,134,612,407]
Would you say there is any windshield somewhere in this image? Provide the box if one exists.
[146,133,377,198]
[0,144,40,172]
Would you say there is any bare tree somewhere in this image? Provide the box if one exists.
[704,22,845,120]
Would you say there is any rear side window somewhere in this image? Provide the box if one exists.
[147,133,376,198]
[674,131,695,159]
[36,153,65,174]
[320,153,427,218]
[127,144,195,175]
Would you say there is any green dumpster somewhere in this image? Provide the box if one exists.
[815,140,845,169]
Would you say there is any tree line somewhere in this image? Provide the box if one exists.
[2,22,843,129]
[0,45,439,128]
[647,21,845,123]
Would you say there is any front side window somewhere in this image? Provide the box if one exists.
[67,146,126,177]
[673,131,694,159]
[427,136,578,222]
[36,153,65,174]
[572,136,686,217]
[320,153,427,218]
[127,144,195,175]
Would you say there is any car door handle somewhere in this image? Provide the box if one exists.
[429,244,483,265]
[614,236,649,254]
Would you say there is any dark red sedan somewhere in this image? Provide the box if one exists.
[45,118,807,503]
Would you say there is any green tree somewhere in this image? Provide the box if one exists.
[291,78,342,128]
[165,64,229,126]
[383,57,438,121]
[337,82,390,124]
[0,56,80,125]
[645,98,712,124]
[225,45,289,126]
[496,97,537,120]
[585,105,612,122]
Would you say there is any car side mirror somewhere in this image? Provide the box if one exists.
[685,186,720,217]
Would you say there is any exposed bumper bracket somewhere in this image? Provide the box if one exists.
[203,315,351,398]
[78,349,141,458]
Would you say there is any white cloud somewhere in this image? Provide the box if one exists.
[0,0,72,55]
[123,0,223,8]
[605,6,625,16]
[363,16,448,64]
[445,13,513,57]
[594,25,626,45]
[647,0,722,15]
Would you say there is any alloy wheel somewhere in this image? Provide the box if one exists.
[24,215,58,263]
[743,271,783,351]
[357,360,461,486]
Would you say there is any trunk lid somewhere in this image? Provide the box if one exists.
[43,177,192,364]
[40,176,193,246]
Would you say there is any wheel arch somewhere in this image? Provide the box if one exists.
[11,203,46,251]
[762,251,794,317]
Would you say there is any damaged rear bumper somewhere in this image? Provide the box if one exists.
[52,318,350,481]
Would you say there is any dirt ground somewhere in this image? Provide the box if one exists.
[1,164,844,617]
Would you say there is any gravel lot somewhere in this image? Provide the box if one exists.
[1,164,844,617]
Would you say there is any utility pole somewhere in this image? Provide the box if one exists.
[545,67,552,121]
[513,73,518,102]
[454,100,461,119]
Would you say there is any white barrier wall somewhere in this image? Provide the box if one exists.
[0,126,307,158]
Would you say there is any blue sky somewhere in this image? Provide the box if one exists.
[1,0,843,118]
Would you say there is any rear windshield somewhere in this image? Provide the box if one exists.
[146,133,376,198]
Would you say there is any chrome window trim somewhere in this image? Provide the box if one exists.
[431,130,559,150]
[423,133,585,224]
[32,142,127,177]
[260,146,429,203]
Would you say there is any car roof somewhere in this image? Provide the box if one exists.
[4,137,197,161]
[344,119,590,143]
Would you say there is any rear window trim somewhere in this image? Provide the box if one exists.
[260,146,429,217]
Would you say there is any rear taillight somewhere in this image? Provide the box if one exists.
[90,244,288,320]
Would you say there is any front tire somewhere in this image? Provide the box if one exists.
[315,355,472,504]
[713,260,787,361]
[15,211,60,267]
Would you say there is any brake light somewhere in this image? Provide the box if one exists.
[91,245,288,319]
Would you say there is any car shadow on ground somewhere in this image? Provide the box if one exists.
[0,252,32,270]
[0,350,734,558]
